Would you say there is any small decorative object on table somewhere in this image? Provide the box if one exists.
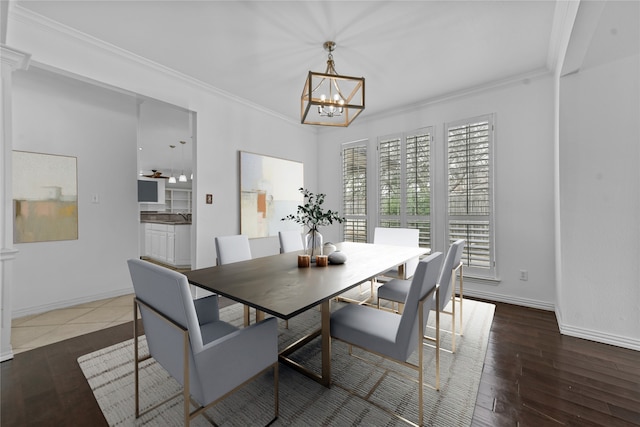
[282,188,344,263]
[323,242,337,256]
[328,250,347,264]
[298,254,311,268]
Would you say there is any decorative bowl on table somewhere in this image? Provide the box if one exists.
[328,250,347,264]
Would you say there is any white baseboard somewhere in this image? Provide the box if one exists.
[465,289,640,352]
[558,323,640,352]
[463,288,556,311]
[11,287,133,319]
[0,348,14,362]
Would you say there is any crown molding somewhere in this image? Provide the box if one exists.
[9,5,305,129]
[338,66,553,130]
[546,0,580,74]
[0,44,31,70]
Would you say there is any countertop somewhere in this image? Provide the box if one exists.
[141,220,192,225]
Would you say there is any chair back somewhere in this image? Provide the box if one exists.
[395,252,442,361]
[436,239,465,308]
[373,227,420,278]
[278,230,304,253]
[127,259,205,394]
[215,235,252,265]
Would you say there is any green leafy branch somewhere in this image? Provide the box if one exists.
[281,188,345,230]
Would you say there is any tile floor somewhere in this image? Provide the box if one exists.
[10,294,136,354]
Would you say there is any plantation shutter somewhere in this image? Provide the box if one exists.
[378,136,401,227]
[342,142,367,242]
[405,131,431,248]
[378,129,432,249]
[447,116,494,272]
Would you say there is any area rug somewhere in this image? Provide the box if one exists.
[78,296,494,426]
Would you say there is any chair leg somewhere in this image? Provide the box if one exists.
[451,273,456,353]
[273,363,279,419]
[134,300,140,418]
[458,264,464,335]
[418,301,424,427]
[243,305,250,327]
[435,300,440,391]
[183,328,190,427]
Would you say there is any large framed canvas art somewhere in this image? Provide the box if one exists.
[12,151,79,243]
[240,151,303,238]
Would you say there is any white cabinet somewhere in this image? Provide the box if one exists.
[143,223,190,267]
[166,231,175,265]
[173,225,191,266]
[165,189,192,213]
[149,223,167,261]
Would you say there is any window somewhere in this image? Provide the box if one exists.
[342,141,367,242]
[446,115,494,275]
[378,128,432,249]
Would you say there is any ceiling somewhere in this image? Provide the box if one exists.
[13,0,560,124]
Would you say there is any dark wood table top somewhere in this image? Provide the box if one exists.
[186,242,427,320]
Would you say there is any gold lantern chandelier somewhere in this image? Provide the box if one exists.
[301,41,365,127]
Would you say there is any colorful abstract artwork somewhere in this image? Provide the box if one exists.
[13,151,78,243]
[240,151,303,238]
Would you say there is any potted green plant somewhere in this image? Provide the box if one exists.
[282,188,344,261]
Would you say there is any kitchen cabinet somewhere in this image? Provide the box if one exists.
[165,189,192,213]
[143,223,191,267]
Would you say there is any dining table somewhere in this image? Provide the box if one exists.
[185,241,428,387]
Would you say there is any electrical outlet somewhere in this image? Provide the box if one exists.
[206,194,213,204]
[519,270,528,281]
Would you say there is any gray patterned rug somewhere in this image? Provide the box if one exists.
[78,296,494,426]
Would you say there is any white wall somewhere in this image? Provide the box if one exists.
[317,75,557,309]
[7,8,318,315]
[558,53,640,349]
[11,68,139,315]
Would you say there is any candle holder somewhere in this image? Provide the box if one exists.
[298,254,311,268]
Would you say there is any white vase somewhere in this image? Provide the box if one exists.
[305,228,323,262]
[323,242,337,256]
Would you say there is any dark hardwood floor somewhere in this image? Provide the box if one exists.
[2,299,639,426]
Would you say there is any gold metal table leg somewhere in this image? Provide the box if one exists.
[320,299,331,387]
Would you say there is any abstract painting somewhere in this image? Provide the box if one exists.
[13,151,78,243]
[240,151,303,238]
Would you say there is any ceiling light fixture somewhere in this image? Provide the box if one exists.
[178,140,187,182]
[138,147,144,176]
[301,41,365,127]
[168,144,177,184]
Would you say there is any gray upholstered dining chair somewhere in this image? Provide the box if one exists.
[127,259,279,427]
[339,227,422,305]
[215,234,254,325]
[330,252,443,426]
[215,234,252,265]
[378,239,465,352]
[278,230,304,253]
[373,227,421,280]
